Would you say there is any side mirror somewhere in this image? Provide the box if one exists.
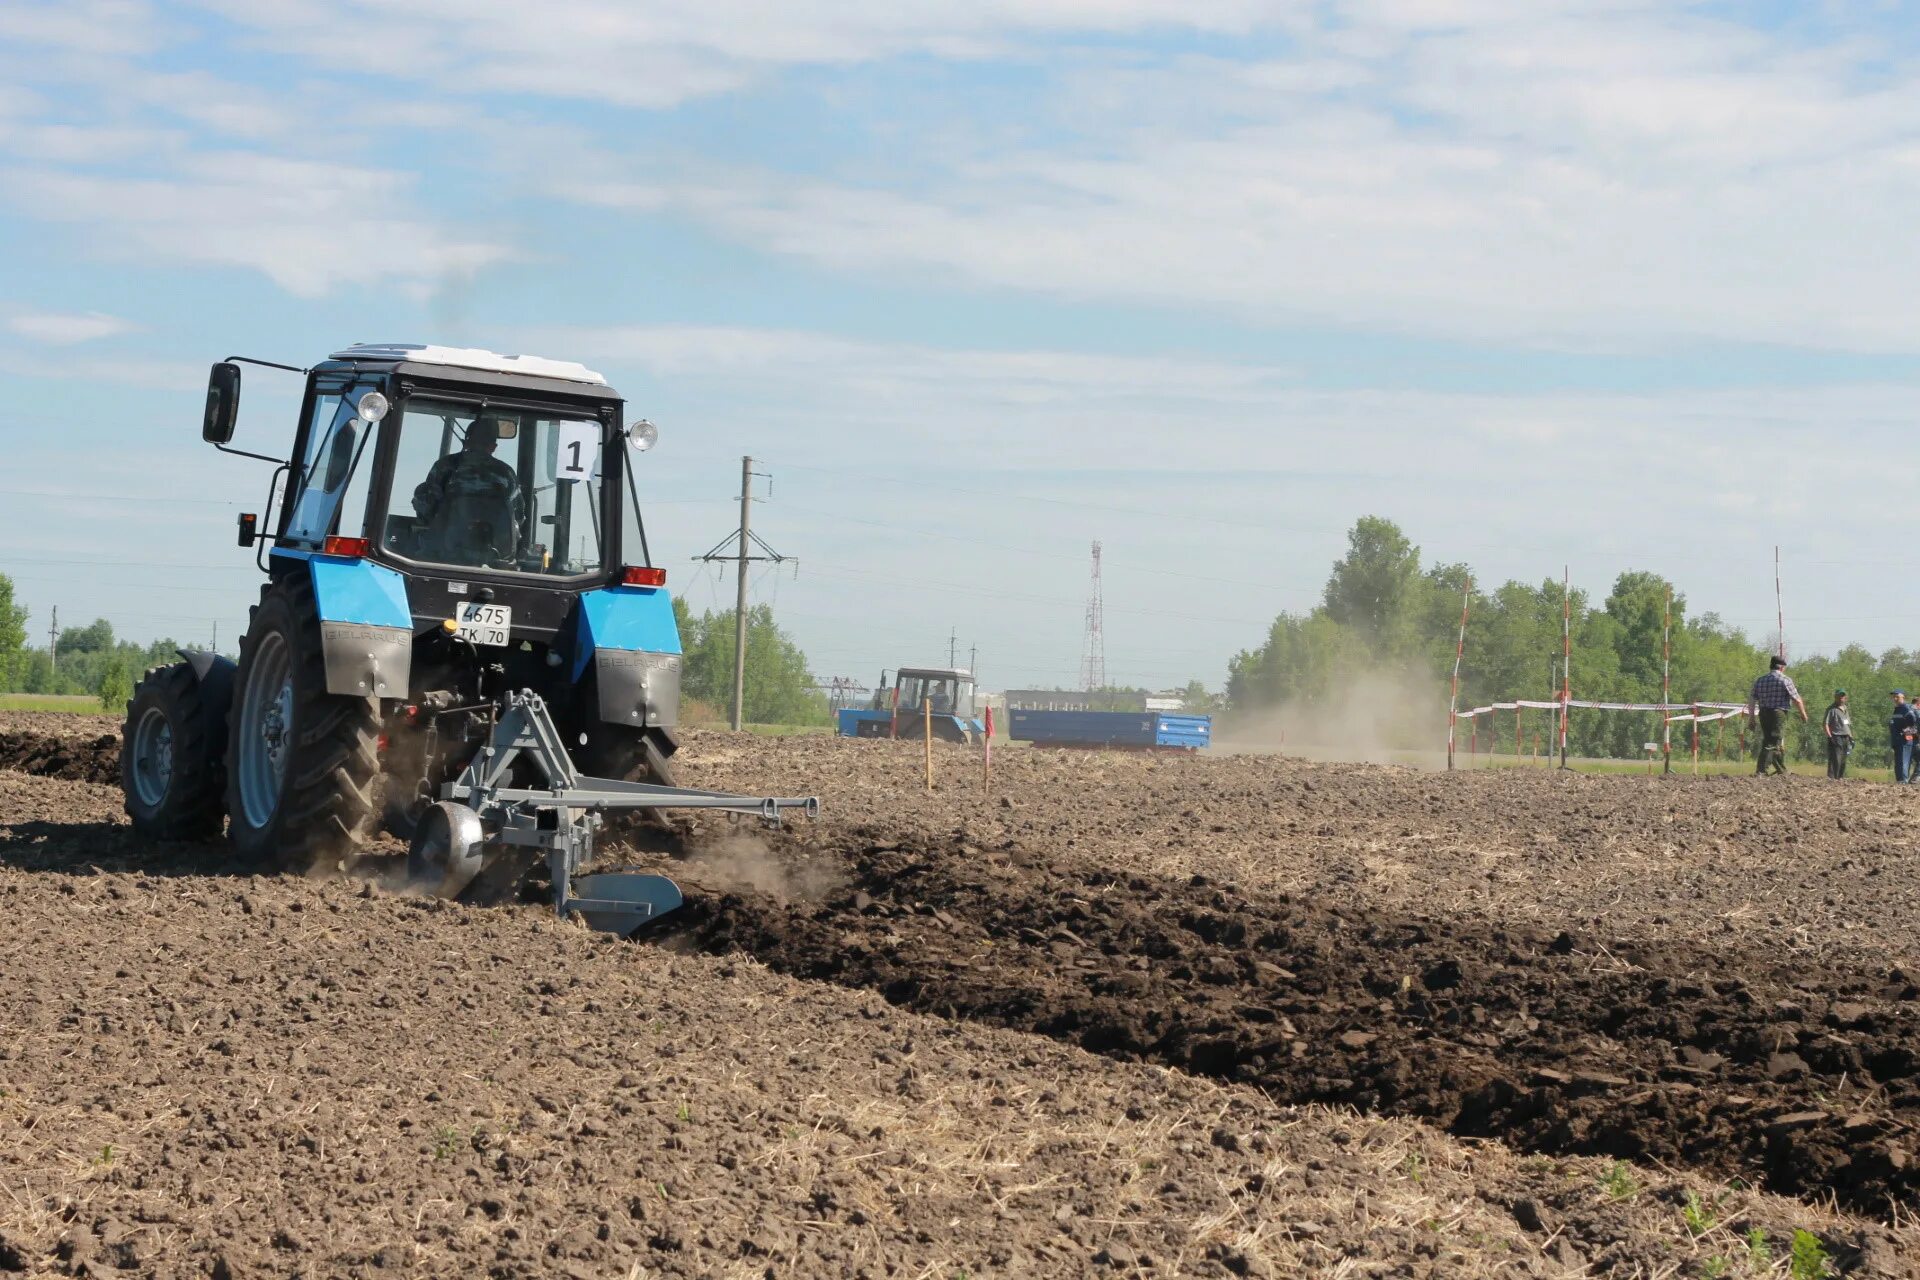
[203,362,241,444]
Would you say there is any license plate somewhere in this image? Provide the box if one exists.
[455,602,511,646]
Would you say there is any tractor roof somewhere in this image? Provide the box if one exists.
[329,343,608,386]
[899,667,973,681]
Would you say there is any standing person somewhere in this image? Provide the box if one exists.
[1824,690,1852,779]
[1890,691,1919,783]
[1747,655,1807,776]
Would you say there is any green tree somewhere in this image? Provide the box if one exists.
[56,617,115,657]
[677,602,830,727]
[0,573,26,689]
[99,663,131,712]
[1176,679,1221,712]
[1322,517,1422,655]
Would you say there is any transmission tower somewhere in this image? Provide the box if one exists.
[1079,541,1105,692]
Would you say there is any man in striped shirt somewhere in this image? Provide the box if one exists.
[1747,655,1808,776]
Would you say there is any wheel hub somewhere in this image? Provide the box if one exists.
[130,706,174,809]
[236,632,294,829]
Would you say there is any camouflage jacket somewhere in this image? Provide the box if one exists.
[413,452,525,562]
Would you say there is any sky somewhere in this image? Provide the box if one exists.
[3,0,1920,695]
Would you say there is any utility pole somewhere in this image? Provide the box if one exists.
[48,606,58,674]
[948,628,958,669]
[734,456,751,730]
[969,643,977,677]
[694,456,793,731]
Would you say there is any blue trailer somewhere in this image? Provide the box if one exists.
[1008,709,1211,751]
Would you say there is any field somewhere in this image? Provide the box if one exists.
[2,715,1918,1277]
[0,695,101,714]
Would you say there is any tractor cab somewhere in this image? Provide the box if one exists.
[232,344,658,591]
[890,667,976,719]
[203,344,676,723]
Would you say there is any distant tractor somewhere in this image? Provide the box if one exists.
[837,667,984,743]
[119,343,813,933]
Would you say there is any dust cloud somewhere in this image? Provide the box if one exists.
[1214,669,1450,767]
[683,833,846,903]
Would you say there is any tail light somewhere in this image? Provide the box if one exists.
[621,566,667,587]
[323,535,370,558]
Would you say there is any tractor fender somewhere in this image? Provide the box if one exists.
[574,586,682,729]
[174,648,238,731]
[297,552,413,698]
[176,647,237,688]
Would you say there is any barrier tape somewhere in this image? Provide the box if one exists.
[1456,699,1745,720]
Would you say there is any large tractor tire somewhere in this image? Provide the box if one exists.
[122,661,230,839]
[576,723,681,853]
[577,724,678,788]
[224,575,381,872]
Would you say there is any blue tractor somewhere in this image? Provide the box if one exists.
[119,344,813,932]
[836,666,984,743]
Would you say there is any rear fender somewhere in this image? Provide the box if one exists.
[175,648,238,724]
[277,549,413,698]
[575,586,682,729]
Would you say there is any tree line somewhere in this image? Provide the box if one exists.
[0,572,832,727]
[1226,517,1916,766]
[0,577,175,709]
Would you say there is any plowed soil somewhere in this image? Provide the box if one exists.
[3,716,1918,1277]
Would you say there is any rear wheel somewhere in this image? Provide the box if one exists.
[224,576,381,871]
[122,662,229,839]
[576,724,678,788]
[577,724,681,851]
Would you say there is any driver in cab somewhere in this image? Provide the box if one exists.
[412,414,525,566]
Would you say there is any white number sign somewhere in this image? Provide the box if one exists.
[556,422,599,484]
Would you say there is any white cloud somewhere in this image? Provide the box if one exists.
[0,347,201,389]
[497,321,1920,678]
[6,153,513,298]
[196,0,1296,107]
[0,0,166,59]
[5,310,136,344]
[513,4,1920,353]
[522,322,1918,501]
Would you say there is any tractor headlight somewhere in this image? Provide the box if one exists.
[356,390,390,423]
[628,418,657,451]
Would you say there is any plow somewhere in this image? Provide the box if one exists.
[120,342,814,933]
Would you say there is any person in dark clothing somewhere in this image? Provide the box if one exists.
[1824,690,1851,779]
[1746,655,1807,776]
[412,414,525,567]
[1890,691,1919,783]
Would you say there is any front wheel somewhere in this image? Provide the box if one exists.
[122,661,229,839]
[224,576,381,871]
